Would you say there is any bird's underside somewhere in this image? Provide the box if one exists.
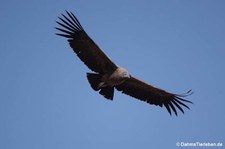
[55,11,193,116]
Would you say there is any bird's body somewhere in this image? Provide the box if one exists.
[55,11,193,116]
[103,67,130,87]
[86,67,130,100]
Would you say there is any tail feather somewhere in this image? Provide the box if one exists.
[86,73,114,100]
[99,86,114,100]
[87,73,102,91]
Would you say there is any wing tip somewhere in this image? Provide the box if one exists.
[55,11,84,38]
[163,89,193,116]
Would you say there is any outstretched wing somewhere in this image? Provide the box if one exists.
[55,11,117,74]
[116,76,193,116]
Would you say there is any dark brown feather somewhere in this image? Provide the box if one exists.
[55,11,117,74]
[116,77,193,116]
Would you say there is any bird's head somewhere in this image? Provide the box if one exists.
[119,67,131,79]
[122,71,131,79]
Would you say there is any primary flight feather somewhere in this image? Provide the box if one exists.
[55,11,193,116]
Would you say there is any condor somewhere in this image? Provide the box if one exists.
[55,11,193,116]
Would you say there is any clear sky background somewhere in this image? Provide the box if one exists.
[1,0,225,149]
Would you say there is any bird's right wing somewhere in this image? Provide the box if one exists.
[55,11,117,74]
[116,76,193,116]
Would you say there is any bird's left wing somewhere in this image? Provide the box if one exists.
[55,11,117,74]
[116,76,193,116]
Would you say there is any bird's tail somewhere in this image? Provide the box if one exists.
[86,73,114,100]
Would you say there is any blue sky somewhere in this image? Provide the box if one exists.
[1,0,225,149]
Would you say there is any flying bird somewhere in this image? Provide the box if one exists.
[55,11,193,116]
